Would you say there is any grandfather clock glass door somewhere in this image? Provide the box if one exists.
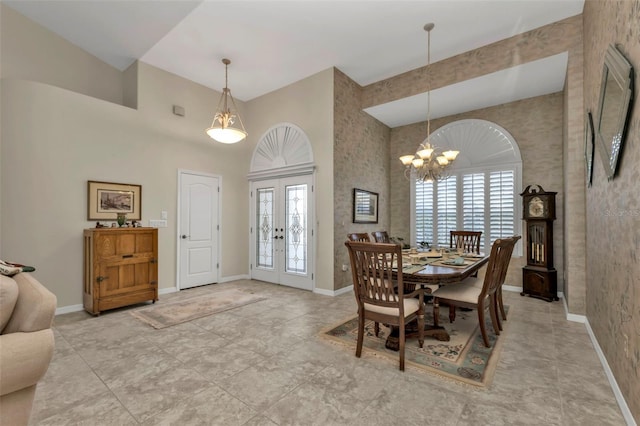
[527,222,552,267]
[251,175,314,291]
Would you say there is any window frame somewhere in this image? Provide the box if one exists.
[410,161,523,256]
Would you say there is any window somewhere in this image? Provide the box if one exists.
[410,119,522,255]
[413,166,520,254]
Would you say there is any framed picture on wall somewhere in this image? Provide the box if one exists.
[353,188,378,224]
[585,111,595,187]
[87,180,141,221]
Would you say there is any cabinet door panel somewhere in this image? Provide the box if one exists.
[116,233,137,254]
[136,233,154,254]
[99,261,153,298]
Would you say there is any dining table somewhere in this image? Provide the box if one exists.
[385,250,490,351]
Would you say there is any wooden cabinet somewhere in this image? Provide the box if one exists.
[83,228,158,315]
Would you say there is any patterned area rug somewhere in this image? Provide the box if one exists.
[322,306,508,387]
[130,288,266,329]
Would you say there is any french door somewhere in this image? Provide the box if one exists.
[250,175,314,291]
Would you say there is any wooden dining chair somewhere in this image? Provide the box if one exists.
[344,241,424,371]
[432,235,520,347]
[347,232,371,242]
[371,231,390,243]
[450,230,482,254]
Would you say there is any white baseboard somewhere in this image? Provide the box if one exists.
[55,304,84,315]
[220,274,250,283]
[314,285,353,297]
[561,293,586,323]
[159,286,178,295]
[584,320,637,426]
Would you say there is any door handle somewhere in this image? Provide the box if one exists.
[181,235,189,239]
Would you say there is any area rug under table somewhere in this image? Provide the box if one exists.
[130,288,266,329]
[322,306,508,387]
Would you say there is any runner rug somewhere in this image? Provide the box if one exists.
[322,306,508,387]
[130,288,266,329]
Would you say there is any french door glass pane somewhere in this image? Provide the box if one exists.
[285,184,307,274]
[256,188,274,268]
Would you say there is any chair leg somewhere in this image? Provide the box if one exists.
[449,304,456,323]
[493,294,503,331]
[374,322,380,337]
[356,313,365,358]
[417,311,425,349]
[489,295,500,336]
[498,287,507,321]
[399,322,405,371]
[477,300,490,348]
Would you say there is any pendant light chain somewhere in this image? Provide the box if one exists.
[426,26,431,145]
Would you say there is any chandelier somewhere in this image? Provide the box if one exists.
[205,58,247,144]
[399,23,459,183]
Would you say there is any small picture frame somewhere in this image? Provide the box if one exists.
[353,188,378,224]
[585,111,595,187]
[87,180,141,221]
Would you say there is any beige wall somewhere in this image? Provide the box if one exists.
[1,76,252,308]
[245,69,335,292]
[583,0,640,419]
[0,5,338,306]
[0,5,123,105]
[333,69,390,290]
[389,94,565,290]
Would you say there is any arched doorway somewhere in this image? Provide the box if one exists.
[248,123,316,290]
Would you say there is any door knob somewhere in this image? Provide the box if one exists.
[181,235,189,239]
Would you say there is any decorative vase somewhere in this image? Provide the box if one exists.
[117,213,126,227]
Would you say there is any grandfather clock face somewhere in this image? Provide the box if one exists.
[528,196,545,218]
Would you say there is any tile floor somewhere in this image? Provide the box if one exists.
[30,280,626,425]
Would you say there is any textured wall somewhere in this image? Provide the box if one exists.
[334,69,390,290]
[562,13,587,315]
[365,14,582,298]
[390,94,565,290]
[583,0,640,419]
[363,15,582,108]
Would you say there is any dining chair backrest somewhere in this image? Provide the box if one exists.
[344,241,405,310]
[371,231,391,243]
[478,235,521,297]
[450,230,482,254]
[347,233,371,242]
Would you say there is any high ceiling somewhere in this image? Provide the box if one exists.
[4,0,584,127]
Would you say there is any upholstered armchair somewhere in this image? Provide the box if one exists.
[0,273,56,425]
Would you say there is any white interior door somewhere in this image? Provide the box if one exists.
[250,175,314,291]
[179,171,219,289]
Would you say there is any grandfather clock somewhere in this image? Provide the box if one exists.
[520,185,559,302]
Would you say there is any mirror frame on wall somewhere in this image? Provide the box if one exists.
[595,44,634,181]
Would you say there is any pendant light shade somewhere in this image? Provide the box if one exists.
[205,58,247,144]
